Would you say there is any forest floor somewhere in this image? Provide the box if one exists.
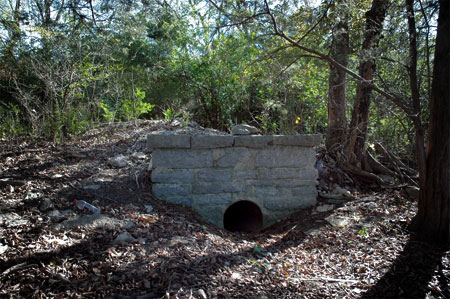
[0,120,449,299]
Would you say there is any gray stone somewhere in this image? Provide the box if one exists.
[255,187,284,197]
[234,135,273,148]
[114,232,137,244]
[192,182,245,194]
[316,204,334,213]
[151,169,195,183]
[144,205,153,213]
[153,149,213,168]
[108,155,128,168]
[191,135,234,149]
[292,186,318,196]
[0,213,28,227]
[38,198,53,212]
[234,170,258,180]
[325,215,350,228]
[163,196,193,206]
[255,147,315,168]
[264,198,286,210]
[286,196,316,209]
[55,214,135,231]
[132,152,147,160]
[47,209,73,223]
[147,133,191,149]
[231,124,259,135]
[197,169,233,182]
[152,183,191,197]
[215,148,253,168]
[194,194,232,205]
[258,168,318,180]
[272,134,321,146]
[254,179,316,188]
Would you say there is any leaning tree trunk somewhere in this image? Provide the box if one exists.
[326,0,349,153]
[346,0,388,168]
[411,0,449,247]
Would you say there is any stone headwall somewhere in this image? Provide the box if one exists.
[148,132,320,229]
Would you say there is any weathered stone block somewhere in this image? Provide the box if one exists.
[272,134,321,147]
[264,198,286,211]
[194,194,232,206]
[192,182,246,194]
[197,169,233,182]
[286,195,316,209]
[253,179,316,188]
[191,135,235,149]
[255,187,284,197]
[255,147,315,168]
[215,148,254,169]
[152,183,191,197]
[153,149,213,168]
[151,169,195,183]
[147,133,191,149]
[164,196,193,206]
[234,135,273,148]
[234,170,258,180]
[292,186,318,196]
[258,168,318,180]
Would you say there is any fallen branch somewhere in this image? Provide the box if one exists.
[0,262,38,277]
[290,276,359,284]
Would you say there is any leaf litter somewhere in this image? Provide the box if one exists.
[0,120,448,298]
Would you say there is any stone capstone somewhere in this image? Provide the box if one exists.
[148,132,321,229]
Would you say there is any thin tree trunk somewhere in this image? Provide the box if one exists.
[406,0,427,191]
[346,0,388,168]
[411,0,449,246]
[326,0,349,153]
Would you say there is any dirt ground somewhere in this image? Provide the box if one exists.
[0,120,449,298]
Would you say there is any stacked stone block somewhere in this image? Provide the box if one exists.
[148,132,320,228]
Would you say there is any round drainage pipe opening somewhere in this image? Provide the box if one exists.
[223,200,263,232]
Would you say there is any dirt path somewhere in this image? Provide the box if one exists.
[0,121,448,298]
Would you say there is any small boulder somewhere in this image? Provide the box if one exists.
[325,215,350,228]
[231,124,259,135]
[108,155,128,168]
[316,204,334,213]
[114,232,137,244]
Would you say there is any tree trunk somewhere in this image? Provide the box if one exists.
[326,0,349,153]
[405,0,427,191]
[411,0,449,247]
[346,0,388,168]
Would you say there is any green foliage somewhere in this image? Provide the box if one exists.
[118,88,154,121]
[0,104,27,138]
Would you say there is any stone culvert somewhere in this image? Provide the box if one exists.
[147,132,320,232]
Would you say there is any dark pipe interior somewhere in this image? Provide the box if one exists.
[223,200,263,232]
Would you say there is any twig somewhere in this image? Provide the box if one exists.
[1,262,38,277]
[290,276,359,284]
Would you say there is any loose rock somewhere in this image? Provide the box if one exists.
[316,204,334,213]
[231,124,259,135]
[114,232,137,244]
[108,155,128,168]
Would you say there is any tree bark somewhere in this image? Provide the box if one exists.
[346,0,388,168]
[405,0,427,191]
[411,0,449,247]
[326,0,349,153]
